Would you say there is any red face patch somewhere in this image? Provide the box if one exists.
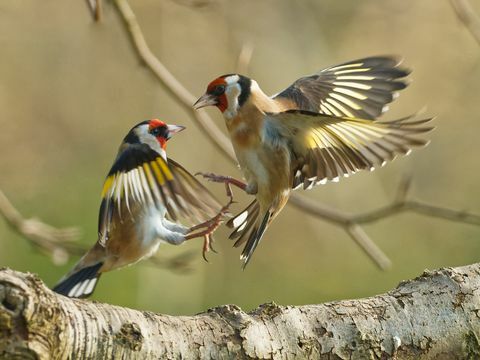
[206,77,228,112]
[206,77,226,93]
[148,119,168,149]
[148,118,166,131]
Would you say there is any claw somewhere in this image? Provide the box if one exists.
[208,235,218,254]
[202,234,218,262]
[225,182,233,200]
[184,178,236,259]
[185,203,229,241]
[202,235,210,263]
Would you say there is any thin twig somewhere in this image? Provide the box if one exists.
[112,0,480,270]
[86,0,103,22]
[170,0,214,8]
[450,0,480,46]
[353,200,480,226]
[345,224,392,269]
[236,43,254,75]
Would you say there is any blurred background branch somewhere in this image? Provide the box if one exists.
[0,190,81,265]
[113,0,480,271]
[236,42,254,75]
[85,0,103,22]
[451,0,480,46]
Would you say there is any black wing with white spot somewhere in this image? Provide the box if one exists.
[272,56,409,119]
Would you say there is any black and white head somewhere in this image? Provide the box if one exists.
[124,119,185,157]
[193,74,254,119]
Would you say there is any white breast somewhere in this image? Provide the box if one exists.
[137,206,167,258]
[139,205,186,257]
[242,149,269,186]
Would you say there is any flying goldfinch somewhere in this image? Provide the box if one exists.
[53,119,228,298]
[193,56,433,267]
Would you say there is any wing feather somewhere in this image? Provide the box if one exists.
[264,110,433,190]
[272,56,409,119]
[98,144,223,243]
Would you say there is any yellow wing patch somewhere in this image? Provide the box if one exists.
[150,160,166,185]
[157,158,174,181]
[101,175,115,199]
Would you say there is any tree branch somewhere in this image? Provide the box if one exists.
[1,264,480,358]
[112,0,480,270]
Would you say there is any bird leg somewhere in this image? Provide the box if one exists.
[195,172,255,202]
[195,172,247,190]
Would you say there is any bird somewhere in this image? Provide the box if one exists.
[193,56,433,268]
[53,119,229,298]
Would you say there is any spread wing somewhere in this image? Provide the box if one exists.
[264,110,433,191]
[272,56,409,119]
[98,143,222,244]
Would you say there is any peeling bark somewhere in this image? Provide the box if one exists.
[1,265,480,359]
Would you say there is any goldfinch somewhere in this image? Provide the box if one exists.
[193,56,433,268]
[53,119,228,298]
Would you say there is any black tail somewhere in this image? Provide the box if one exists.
[240,211,272,269]
[227,199,260,246]
[53,262,103,298]
[227,200,272,268]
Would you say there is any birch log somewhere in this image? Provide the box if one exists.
[1,265,480,359]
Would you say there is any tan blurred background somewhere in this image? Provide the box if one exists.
[1,0,480,315]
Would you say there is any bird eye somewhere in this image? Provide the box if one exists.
[212,85,226,96]
[150,127,162,136]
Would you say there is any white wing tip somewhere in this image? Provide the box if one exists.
[293,183,303,190]
[232,211,249,228]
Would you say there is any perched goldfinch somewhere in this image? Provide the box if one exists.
[54,119,228,298]
[193,56,433,267]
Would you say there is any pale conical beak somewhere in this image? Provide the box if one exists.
[193,93,217,110]
[167,124,186,136]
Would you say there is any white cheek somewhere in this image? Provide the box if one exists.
[223,84,241,120]
[135,126,167,159]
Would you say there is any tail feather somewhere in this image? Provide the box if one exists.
[53,262,103,298]
[227,200,273,268]
[227,200,259,246]
[240,211,272,269]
